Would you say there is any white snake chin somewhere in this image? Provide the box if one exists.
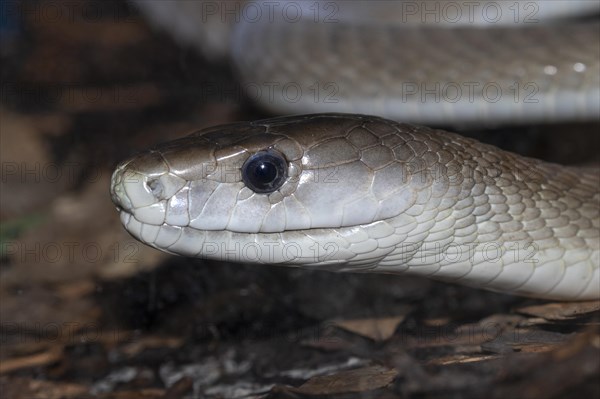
[110,114,600,301]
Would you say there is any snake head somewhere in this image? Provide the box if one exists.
[109,114,600,300]
[109,114,432,261]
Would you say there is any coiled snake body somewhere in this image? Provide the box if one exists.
[134,0,600,126]
[111,114,600,300]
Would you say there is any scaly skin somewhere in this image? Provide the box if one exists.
[131,1,600,125]
[111,114,599,300]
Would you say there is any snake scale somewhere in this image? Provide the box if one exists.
[112,1,600,300]
[134,0,600,125]
[110,114,600,300]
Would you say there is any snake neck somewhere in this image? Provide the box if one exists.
[349,131,600,299]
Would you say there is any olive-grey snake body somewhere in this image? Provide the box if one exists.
[111,114,600,300]
[111,1,600,300]
[134,0,600,126]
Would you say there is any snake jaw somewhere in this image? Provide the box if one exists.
[109,114,600,300]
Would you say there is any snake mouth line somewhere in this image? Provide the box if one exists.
[110,113,600,300]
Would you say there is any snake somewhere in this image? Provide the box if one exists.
[133,0,600,126]
[111,2,600,300]
[110,113,600,301]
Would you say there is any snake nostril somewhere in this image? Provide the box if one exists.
[146,178,164,199]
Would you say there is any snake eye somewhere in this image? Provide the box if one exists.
[242,150,287,193]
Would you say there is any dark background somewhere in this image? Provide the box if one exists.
[0,1,599,398]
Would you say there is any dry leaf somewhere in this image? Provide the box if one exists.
[0,346,63,374]
[332,315,406,341]
[297,365,397,395]
[121,336,184,358]
[516,301,600,321]
[0,377,88,399]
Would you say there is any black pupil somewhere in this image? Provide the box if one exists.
[242,151,287,193]
[254,161,277,183]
